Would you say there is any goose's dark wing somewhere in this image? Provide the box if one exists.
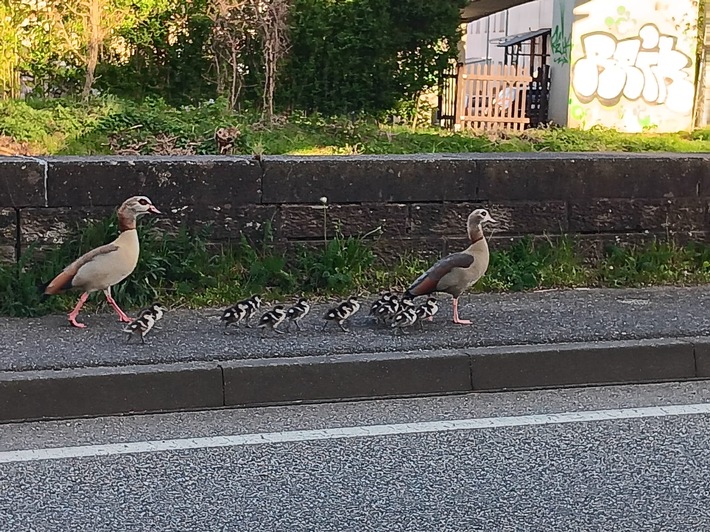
[405,252,474,297]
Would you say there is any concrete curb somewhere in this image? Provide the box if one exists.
[2,337,710,423]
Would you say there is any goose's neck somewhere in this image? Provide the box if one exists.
[468,225,484,244]
[118,208,136,232]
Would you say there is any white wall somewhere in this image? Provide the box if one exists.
[567,0,699,132]
[464,0,554,64]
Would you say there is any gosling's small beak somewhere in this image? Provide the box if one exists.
[148,205,161,214]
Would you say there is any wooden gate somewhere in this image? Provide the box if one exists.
[455,63,532,131]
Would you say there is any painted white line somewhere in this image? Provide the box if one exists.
[1,403,709,464]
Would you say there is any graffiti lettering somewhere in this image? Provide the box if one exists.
[551,2,572,65]
[571,24,694,114]
[552,25,573,65]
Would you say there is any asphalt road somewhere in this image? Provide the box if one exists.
[3,285,710,372]
[1,381,710,531]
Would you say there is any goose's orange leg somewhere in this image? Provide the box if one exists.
[68,292,90,328]
[452,298,471,325]
[104,288,132,323]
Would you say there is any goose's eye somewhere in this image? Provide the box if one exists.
[138,198,148,206]
[480,210,487,217]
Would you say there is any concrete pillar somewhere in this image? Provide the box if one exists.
[548,0,575,125]
[696,0,709,127]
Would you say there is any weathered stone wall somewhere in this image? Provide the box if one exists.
[0,153,708,263]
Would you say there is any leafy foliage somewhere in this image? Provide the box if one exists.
[281,0,465,115]
[97,0,215,104]
[4,0,464,112]
[295,236,376,293]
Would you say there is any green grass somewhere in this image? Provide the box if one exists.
[1,96,709,156]
[2,218,710,317]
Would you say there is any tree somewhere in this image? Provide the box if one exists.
[207,0,257,110]
[208,0,290,118]
[252,0,291,121]
[51,0,128,98]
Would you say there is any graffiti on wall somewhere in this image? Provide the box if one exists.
[572,24,694,114]
[551,1,572,64]
[566,1,699,132]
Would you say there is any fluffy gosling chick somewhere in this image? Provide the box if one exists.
[322,296,361,332]
[138,302,166,322]
[123,313,157,344]
[285,298,310,331]
[220,304,246,329]
[220,295,262,330]
[242,294,263,327]
[374,294,401,325]
[391,306,418,335]
[415,297,439,328]
[369,292,393,320]
[258,305,287,337]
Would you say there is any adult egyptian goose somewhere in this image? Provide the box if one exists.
[42,195,161,328]
[405,208,495,324]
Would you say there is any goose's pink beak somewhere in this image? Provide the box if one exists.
[148,205,161,214]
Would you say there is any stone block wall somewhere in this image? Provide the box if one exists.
[0,153,708,263]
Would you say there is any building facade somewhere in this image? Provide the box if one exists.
[462,0,706,132]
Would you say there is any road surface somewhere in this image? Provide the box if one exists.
[1,381,710,531]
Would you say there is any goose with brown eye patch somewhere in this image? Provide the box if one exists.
[40,195,161,328]
[404,208,495,325]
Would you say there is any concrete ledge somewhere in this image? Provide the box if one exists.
[1,338,709,423]
[261,154,482,204]
[222,350,472,406]
[0,157,46,207]
[0,362,223,422]
[692,338,710,378]
[44,156,262,207]
[260,153,710,204]
[469,338,697,391]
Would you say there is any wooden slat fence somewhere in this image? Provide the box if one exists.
[455,63,532,131]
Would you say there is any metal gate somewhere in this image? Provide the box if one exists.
[437,63,458,129]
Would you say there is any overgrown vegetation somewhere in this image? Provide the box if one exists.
[2,0,464,116]
[3,217,710,318]
[1,96,709,156]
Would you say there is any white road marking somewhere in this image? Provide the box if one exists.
[1,403,709,464]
